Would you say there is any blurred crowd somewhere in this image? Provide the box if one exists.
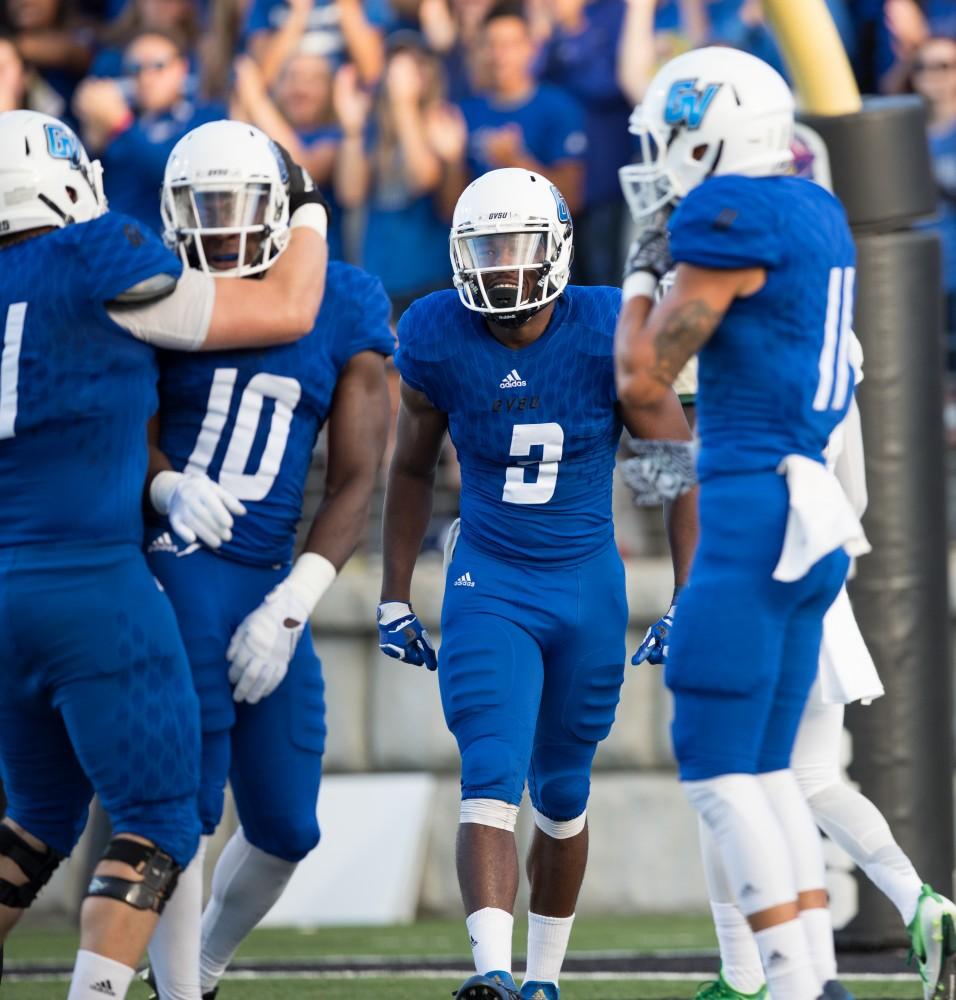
[2,0,955,317]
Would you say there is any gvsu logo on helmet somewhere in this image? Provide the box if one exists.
[550,185,570,225]
[663,79,722,130]
[44,123,82,167]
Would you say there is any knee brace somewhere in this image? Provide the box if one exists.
[85,838,182,914]
[0,824,64,909]
[531,807,586,840]
[459,798,519,833]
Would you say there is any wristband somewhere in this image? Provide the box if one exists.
[622,271,659,303]
[149,470,181,515]
[285,551,336,616]
[290,203,328,239]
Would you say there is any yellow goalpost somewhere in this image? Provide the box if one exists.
[761,0,862,115]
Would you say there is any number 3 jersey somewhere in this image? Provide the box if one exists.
[156,261,394,566]
[395,287,623,566]
[669,174,857,480]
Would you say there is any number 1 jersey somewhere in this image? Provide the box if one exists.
[395,287,623,566]
[156,261,395,566]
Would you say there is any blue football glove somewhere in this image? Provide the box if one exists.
[632,603,676,666]
[377,601,438,671]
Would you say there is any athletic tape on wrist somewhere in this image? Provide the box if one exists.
[290,203,328,239]
[286,552,336,616]
[622,271,659,302]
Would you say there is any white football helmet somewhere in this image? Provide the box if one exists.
[619,47,794,222]
[161,120,290,278]
[450,168,573,322]
[0,110,105,235]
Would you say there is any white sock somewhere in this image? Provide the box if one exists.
[699,817,765,994]
[199,828,297,993]
[800,907,837,985]
[807,783,923,924]
[754,920,821,1000]
[466,907,513,977]
[711,901,766,994]
[524,912,574,986]
[68,950,135,1000]
[758,771,835,985]
[148,837,207,1000]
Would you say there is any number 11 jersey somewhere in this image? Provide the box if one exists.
[395,286,623,566]
[156,261,395,566]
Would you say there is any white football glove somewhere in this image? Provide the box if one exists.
[150,470,246,549]
[227,553,336,704]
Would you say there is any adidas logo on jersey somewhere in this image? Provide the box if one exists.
[499,369,527,389]
[454,572,476,588]
[147,532,178,555]
[90,980,116,996]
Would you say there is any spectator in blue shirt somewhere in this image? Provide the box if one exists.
[912,35,956,365]
[333,36,463,314]
[537,0,633,284]
[73,28,224,232]
[458,0,587,214]
[244,0,389,89]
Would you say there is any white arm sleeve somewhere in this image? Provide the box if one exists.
[107,269,215,351]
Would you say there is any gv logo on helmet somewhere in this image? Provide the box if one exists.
[663,79,722,130]
[550,185,570,224]
[44,123,81,167]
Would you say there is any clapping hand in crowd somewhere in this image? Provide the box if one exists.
[332,61,372,137]
[73,77,131,150]
[424,101,468,165]
[482,123,525,168]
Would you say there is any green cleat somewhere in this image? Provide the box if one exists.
[694,972,768,1000]
[908,884,956,1000]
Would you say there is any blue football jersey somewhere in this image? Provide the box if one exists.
[669,175,857,480]
[0,212,182,548]
[157,261,394,566]
[395,287,622,566]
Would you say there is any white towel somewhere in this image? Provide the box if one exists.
[772,454,871,583]
[818,584,884,705]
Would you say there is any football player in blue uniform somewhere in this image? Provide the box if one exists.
[378,166,698,1000]
[615,48,865,1000]
[142,120,393,1000]
[0,111,328,1000]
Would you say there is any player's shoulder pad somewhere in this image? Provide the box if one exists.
[563,285,621,357]
[670,175,785,271]
[108,272,179,307]
[396,289,462,364]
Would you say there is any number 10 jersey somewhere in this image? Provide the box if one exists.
[395,286,624,566]
[156,261,395,566]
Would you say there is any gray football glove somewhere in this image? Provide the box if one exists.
[624,225,673,284]
[620,439,698,506]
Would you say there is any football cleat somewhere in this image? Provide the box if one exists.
[694,972,768,1000]
[519,980,559,1000]
[908,884,956,1000]
[817,982,855,1000]
[455,970,520,999]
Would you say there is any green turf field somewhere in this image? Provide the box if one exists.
[3,915,923,999]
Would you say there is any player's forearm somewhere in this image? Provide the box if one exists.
[664,487,698,591]
[380,466,436,603]
[302,474,378,571]
[338,1,385,85]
